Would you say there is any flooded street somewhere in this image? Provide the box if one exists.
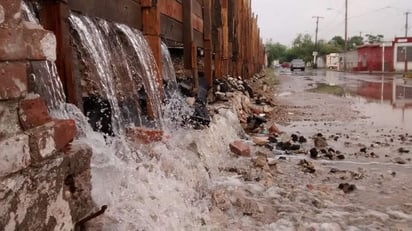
[206,69,412,230]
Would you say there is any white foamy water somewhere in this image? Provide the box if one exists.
[65,104,242,230]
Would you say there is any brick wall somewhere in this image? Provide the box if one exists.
[0,1,94,229]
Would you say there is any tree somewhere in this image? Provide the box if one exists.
[318,39,343,55]
[265,42,287,66]
[290,33,314,63]
[348,36,364,49]
[365,34,384,44]
[328,36,345,50]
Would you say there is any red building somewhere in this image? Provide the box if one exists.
[353,44,394,72]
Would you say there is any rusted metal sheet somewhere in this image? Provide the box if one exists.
[160,14,183,44]
[183,0,194,69]
[193,0,203,17]
[68,0,142,30]
[203,0,213,87]
[194,30,204,47]
[192,14,203,33]
[158,0,182,22]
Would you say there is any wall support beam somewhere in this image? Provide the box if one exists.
[142,0,163,118]
[39,1,78,105]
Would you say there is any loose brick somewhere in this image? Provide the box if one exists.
[53,119,76,151]
[0,26,26,61]
[23,23,57,61]
[0,0,21,25]
[0,133,30,177]
[18,96,51,130]
[229,140,251,156]
[0,61,27,100]
[126,127,163,144]
[0,100,22,140]
[27,121,56,162]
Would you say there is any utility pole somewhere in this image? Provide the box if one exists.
[312,16,324,68]
[344,0,348,71]
[312,16,324,50]
[405,12,411,37]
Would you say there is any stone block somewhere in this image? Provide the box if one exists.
[18,96,51,130]
[23,22,57,61]
[0,100,22,140]
[0,157,74,230]
[0,133,30,177]
[27,122,55,162]
[0,61,27,100]
[27,119,76,162]
[63,140,92,175]
[62,141,94,222]
[126,127,163,144]
[0,26,26,61]
[268,124,281,135]
[0,0,21,25]
[229,140,251,156]
[53,119,76,151]
[252,136,269,146]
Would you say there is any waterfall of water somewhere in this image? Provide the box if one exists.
[22,1,67,114]
[161,41,179,95]
[69,14,165,134]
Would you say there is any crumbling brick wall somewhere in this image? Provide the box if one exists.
[0,1,94,229]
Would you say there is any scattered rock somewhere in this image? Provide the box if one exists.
[398,147,410,153]
[229,140,251,156]
[298,136,307,143]
[253,155,268,169]
[336,154,345,160]
[212,189,230,211]
[338,183,356,193]
[289,144,301,151]
[268,124,281,135]
[268,134,278,141]
[394,157,406,165]
[291,134,298,142]
[252,136,269,146]
[310,148,318,159]
[314,136,328,148]
[298,159,316,173]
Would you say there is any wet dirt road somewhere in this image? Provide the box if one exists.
[209,69,412,230]
[268,69,412,230]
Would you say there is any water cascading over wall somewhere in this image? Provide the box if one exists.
[22,1,66,111]
[69,13,163,135]
[161,41,178,96]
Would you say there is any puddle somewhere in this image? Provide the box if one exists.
[309,83,346,96]
[310,71,412,130]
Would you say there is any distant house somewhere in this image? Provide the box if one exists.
[344,50,358,71]
[393,37,412,72]
[352,43,394,72]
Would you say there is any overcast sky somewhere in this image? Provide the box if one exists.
[251,0,411,46]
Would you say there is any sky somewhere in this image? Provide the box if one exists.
[251,0,411,46]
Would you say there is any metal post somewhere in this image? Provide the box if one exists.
[406,12,408,37]
[382,43,385,73]
[344,0,348,71]
[312,16,323,68]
